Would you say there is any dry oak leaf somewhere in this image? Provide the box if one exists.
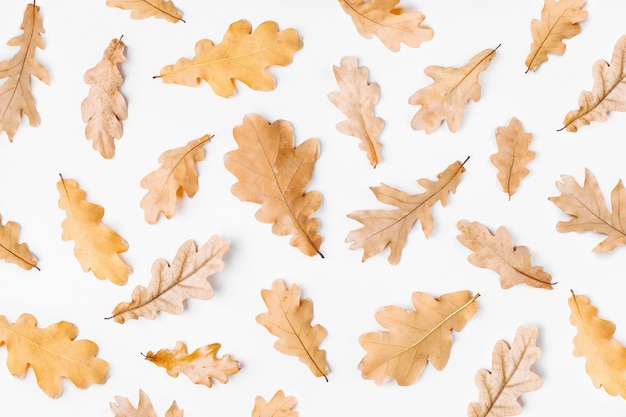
[359,290,479,385]
[0,214,38,271]
[569,291,626,398]
[561,35,626,132]
[140,134,212,223]
[109,235,229,324]
[409,45,499,133]
[111,390,183,417]
[0,3,49,141]
[252,390,298,417]
[106,0,184,23]
[256,279,329,380]
[468,325,543,417]
[224,114,323,257]
[328,56,384,168]
[155,20,301,97]
[0,313,109,398]
[81,36,127,159]
[346,157,467,264]
[525,0,587,73]
[549,169,626,252]
[57,175,131,285]
[144,341,240,388]
[337,0,433,52]
[457,220,554,290]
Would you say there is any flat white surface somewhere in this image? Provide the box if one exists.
[1,0,626,415]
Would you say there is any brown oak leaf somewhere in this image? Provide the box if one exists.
[252,390,298,417]
[106,0,184,23]
[0,214,38,271]
[111,390,183,417]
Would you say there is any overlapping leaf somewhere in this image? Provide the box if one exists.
[111,390,183,417]
[106,0,184,23]
[0,214,38,271]
[252,390,298,417]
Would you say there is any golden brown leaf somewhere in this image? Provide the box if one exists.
[252,390,298,417]
[109,236,229,324]
[569,291,626,398]
[57,175,131,285]
[0,214,38,271]
[346,158,467,264]
[0,313,109,398]
[457,220,554,290]
[0,3,49,141]
[81,37,127,159]
[525,0,587,73]
[409,45,498,133]
[337,0,433,52]
[468,325,543,417]
[549,169,626,252]
[256,279,329,380]
[224,114,323,257]
[111,390,183,417]
[140,134,212,224]
[106,0,184,23]
[358,290,479,385]
[328,56,384,168]
[156,20,301,97]
[144,341,240,388]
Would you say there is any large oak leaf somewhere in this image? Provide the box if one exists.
[0,214,38,271]
[111,390,183,417]
[106,0,184,23]
[252,390,298,417]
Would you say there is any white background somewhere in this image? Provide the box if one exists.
[1,0,626,415]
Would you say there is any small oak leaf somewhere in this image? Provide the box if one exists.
[252,390,298,417]
[111,390,183,417]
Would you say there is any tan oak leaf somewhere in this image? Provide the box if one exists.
[0,214,38,271]
[111,390,183,417]
[106,0,184,23]
[252,390,298,417]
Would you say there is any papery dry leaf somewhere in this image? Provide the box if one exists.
[81,36,127,159]
[0,313,109,398]
[106,0,184,23]
[224,114,323,257]
[569,291,626,398]
[252,390,298,417]
[256,279,329,380]
[57,175,131,285]
[0,3,49,141]
[457,220,554,290]
[561,35,626,132]
[468,325,543,417]
[328,56,383,168]
[0,214,38,271]
[144,341,240,388]
[109,235,229,324]
[111,390,183,417]
[359,290,479,385]
[525,0,587,73]
[140,134,212,223]
[346,158,467,264]
[337,0,433,52]
[155,20,301,97]
[549,169,626,252]
[409,45,499,133]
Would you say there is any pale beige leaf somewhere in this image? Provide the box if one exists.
[109,235,229,323]
[156,20,301,97]
[0,214,38,271]
[359,290,479,385]
[346,158,467,264]
[409,46,498,133]
[252,390,298,417]
[256,279,329,380]
[337,0,433,52]
[224,114,323,257]
[468,325,543,417]
[140,134,212,223]
[111,390,183,417]
[328,56,384,168]
[106,0,184,23]
[0,3,50,141]
[457,220,553,290]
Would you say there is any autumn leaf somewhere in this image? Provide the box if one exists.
[144,341,240,388]
[111,390,183,417]
[57,175,131,285]
[109,235,229,324]
[140,134,212,223]
[256,279,329,380]
[457,220,554,290]
[224,114,323,257]
[569,291,626,398]
[358,290,479,385]
[409,45,499,133]
[155,20,301,97]
[525,0,587,73]
[328,56,384,168]
[0,313,109,398]
[106,0,184,23]
[468,325,543,417]
[549,169,626,252]
[252,390,298,417]
[0,3,49,141]
[346,157,467,264]
[0,214,38,271]
[337,0,433,52]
